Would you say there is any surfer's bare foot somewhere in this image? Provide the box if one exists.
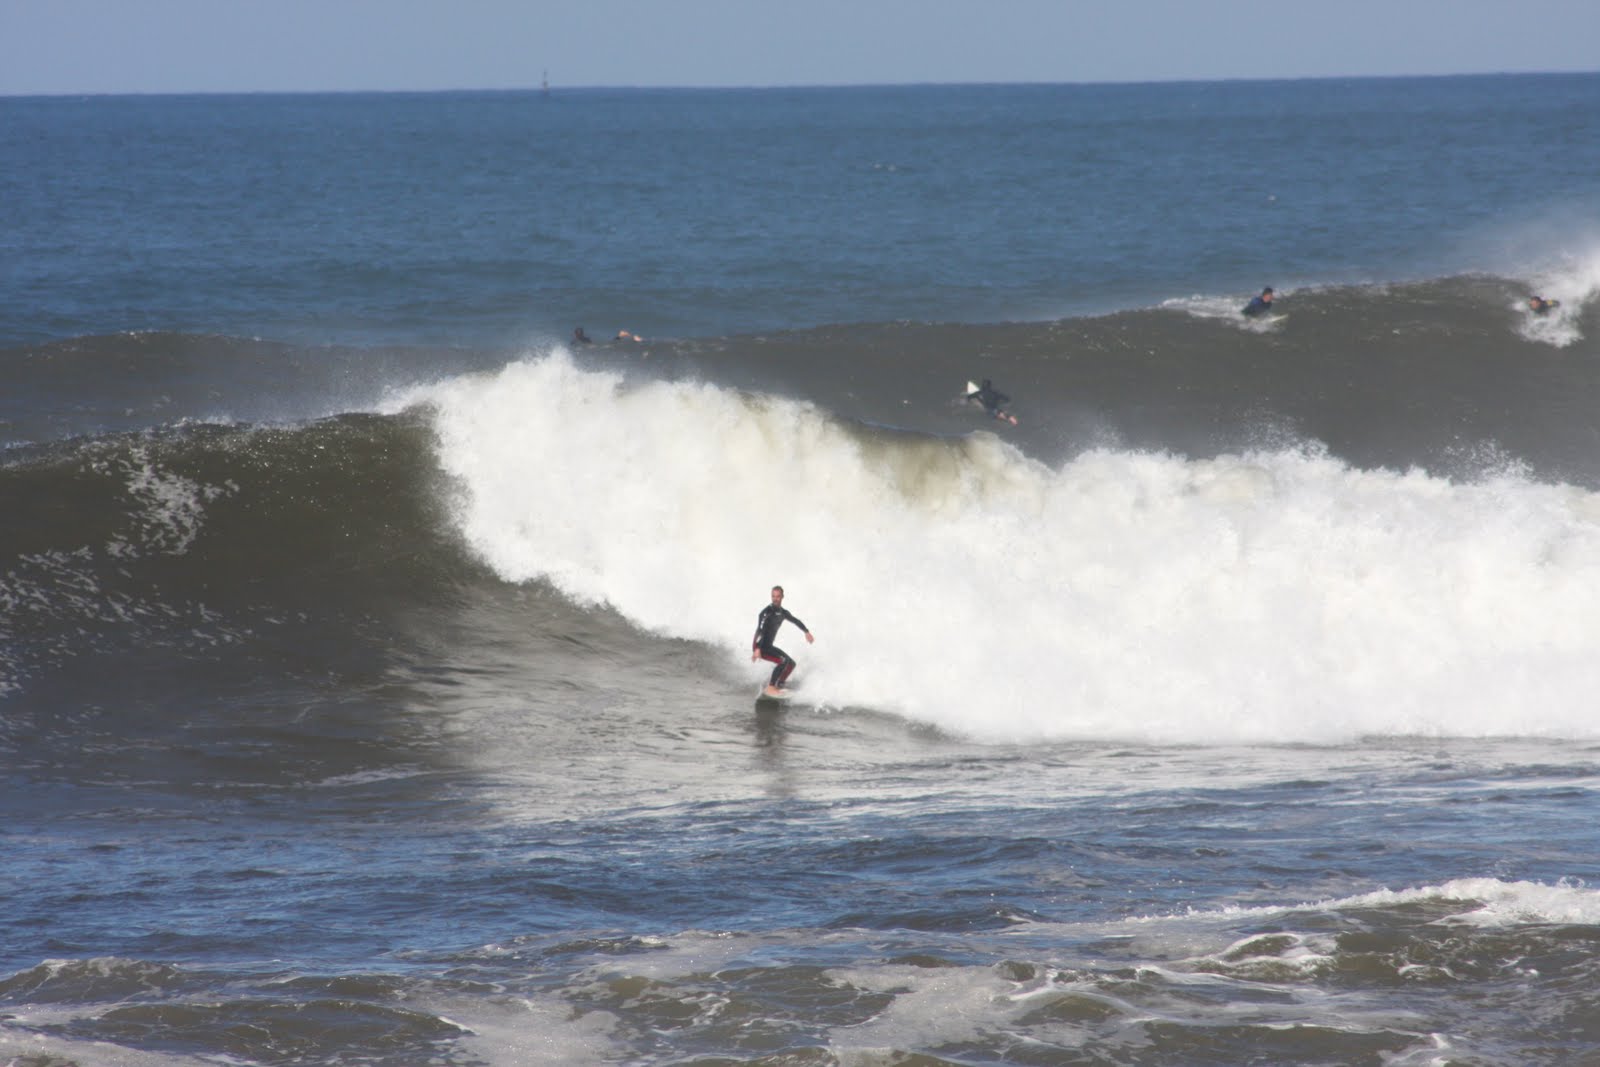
[764,685,783,697]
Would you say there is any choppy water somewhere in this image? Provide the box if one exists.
[4,75,1600,1065]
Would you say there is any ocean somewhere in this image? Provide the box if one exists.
[3,73,1600,1066]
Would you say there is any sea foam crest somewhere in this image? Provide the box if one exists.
[1486,215,1600,347]
[1516,242,1600,348]
[1142,877,1600,930]
[418,352,1600,744]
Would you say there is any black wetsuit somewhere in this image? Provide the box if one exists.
[753,604,809,687]
[1242,295,1273,317]
[970,381,1010,419]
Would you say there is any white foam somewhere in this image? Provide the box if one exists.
[1513,244,1600,348]
[1335,876,1600,927]
[1071,877,1599,935]
[0,1024,224,1067]
[443,992,620,1067]
[1163,291,1289,331]
[418,352,1600,744]
[828,963,1026,1056]
[1471,215,1600,347]
[95,445,231,558]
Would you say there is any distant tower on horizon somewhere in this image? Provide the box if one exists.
[542,70,549,96]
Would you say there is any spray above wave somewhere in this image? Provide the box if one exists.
[1511,241,1600,348]
[415,352,1600,744]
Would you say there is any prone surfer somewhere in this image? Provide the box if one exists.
[1242,287,1275,317]
[1529,295,1559,314]
[752,585,814,696]
[966,379,1019,426]
[573,326,593,344]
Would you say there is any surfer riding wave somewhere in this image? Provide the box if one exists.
[965,379,1019,426]
[752,585,814,696]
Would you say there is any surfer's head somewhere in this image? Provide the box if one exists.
[771,586,784,604]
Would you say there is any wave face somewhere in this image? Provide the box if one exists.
[0,413,478,790]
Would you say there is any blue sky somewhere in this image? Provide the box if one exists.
[3,0,1596,95]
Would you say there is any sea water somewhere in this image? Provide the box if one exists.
[3,75,1600,1065]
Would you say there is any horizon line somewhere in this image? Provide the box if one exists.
[5,67,1597,100]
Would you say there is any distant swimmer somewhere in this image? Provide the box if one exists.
[615,329,642,342]
[751,585,814,697]
[965,378,1019,426]
[1528,296,1560,314]
[1242,287,1276,317]
[573,326,593,344]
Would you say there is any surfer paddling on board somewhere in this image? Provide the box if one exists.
[1241,287,1275,317]
[1529,295,1560,315]
[965,379,1019,426]
[752,585,814,697]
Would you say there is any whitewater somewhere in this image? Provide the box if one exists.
[408,350,1600,744]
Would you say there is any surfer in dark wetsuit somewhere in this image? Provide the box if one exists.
[573,326,593,344]
[1242,287,1275,317]
[1529,296,1559,314]
[751,585,814,696]
[967,379,1018,426]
